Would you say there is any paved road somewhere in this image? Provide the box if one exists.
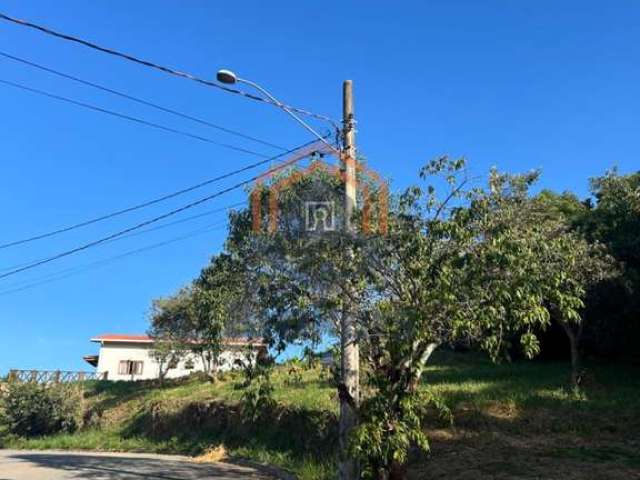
[0,450,275,480]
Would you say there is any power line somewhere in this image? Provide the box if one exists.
[0,78,271,157]
[0,140,333,279]
[0,219,230,297]
[1,211,235,287]
[0,182,245,279]
[0,11,337,126]
[0,50,286,151]
[104,201,243,243]
[0,138,325,250]
[0,201,244,273]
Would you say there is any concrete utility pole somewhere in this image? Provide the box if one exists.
[339,79,360,480]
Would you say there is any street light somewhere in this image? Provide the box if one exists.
[216,68,339,154]
[216,69,238,85]
[219,68,359,478]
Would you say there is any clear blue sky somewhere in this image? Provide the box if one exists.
[0,1,638,374]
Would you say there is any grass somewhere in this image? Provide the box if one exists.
[412,351,640,479]
[2,352,639,479]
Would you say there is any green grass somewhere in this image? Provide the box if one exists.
[3,352,639,480]
[3,367,338,479]
[424,351,640,435]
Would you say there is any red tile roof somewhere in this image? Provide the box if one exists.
[91,334,152,343]
[91,334,266,346]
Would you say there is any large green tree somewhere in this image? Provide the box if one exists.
[227,157,605,479]
[226,161,378,478]
[349,161,562,479]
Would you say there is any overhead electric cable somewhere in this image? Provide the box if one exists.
[0,183,245,279]
[0,138,325,250]
[0,201,244,273]
[0,140,333,279]
[104,201,244,242]
[0,219,230,297]
[0,78,270,157]
[0,50,286,151]
[0,12,337,125]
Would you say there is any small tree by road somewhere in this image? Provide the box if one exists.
[148,253,250,383]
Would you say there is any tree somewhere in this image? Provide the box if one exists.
[580,169,640,360]
[226,161,376,477]
[583,169,640,270]
[194,253,252,380]
[148,339,182,384]
[532,190,621,383]
[148,287,193,381]
[228,157,601,479]
[348,160,625,477]
[532,222,618,387]
[148,255,248,383]
[349,160,564,479]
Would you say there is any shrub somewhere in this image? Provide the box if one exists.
[350,390,452,480]
[284,365,303,386]
[240,369,276,423]
[0,383,83,437]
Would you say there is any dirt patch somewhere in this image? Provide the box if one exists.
[410,426,639,480]
[484,401,519,421]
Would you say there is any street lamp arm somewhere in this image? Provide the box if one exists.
[237,77,341,156]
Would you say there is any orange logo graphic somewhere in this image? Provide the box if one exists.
[250,141,388,235]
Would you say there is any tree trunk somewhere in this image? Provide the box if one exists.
[200,352,218,383]
[157,360,167,386]
[562,323,581,388]
[388,460,407,480]
[208,362,218,383]
[408,342,439,392]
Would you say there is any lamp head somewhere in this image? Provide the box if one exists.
[216,69,237,84]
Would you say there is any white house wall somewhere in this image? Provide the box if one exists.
[96,341,258,381]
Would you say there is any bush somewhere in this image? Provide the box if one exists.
[284,365,303,386]
[240,369,276,423]
[0,383,83,437]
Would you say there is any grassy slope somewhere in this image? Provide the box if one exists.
[3,352,639,480]
[416,352,640,480]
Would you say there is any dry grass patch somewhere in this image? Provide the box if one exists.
[193,444,228,463]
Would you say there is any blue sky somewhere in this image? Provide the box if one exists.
[0,1,638,374]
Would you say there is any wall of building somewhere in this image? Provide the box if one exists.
[96,342,258,381]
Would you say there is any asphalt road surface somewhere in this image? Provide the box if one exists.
[0,450,275,480]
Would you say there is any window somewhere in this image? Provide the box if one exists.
[184,359,195,370]
[168,358,178,369]
[118,360,144,376]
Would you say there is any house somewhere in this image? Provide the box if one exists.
[84,334,267,381]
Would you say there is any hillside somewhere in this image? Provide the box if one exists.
[2,351,639,480]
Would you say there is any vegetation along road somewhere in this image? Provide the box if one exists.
[2,351,639,479]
